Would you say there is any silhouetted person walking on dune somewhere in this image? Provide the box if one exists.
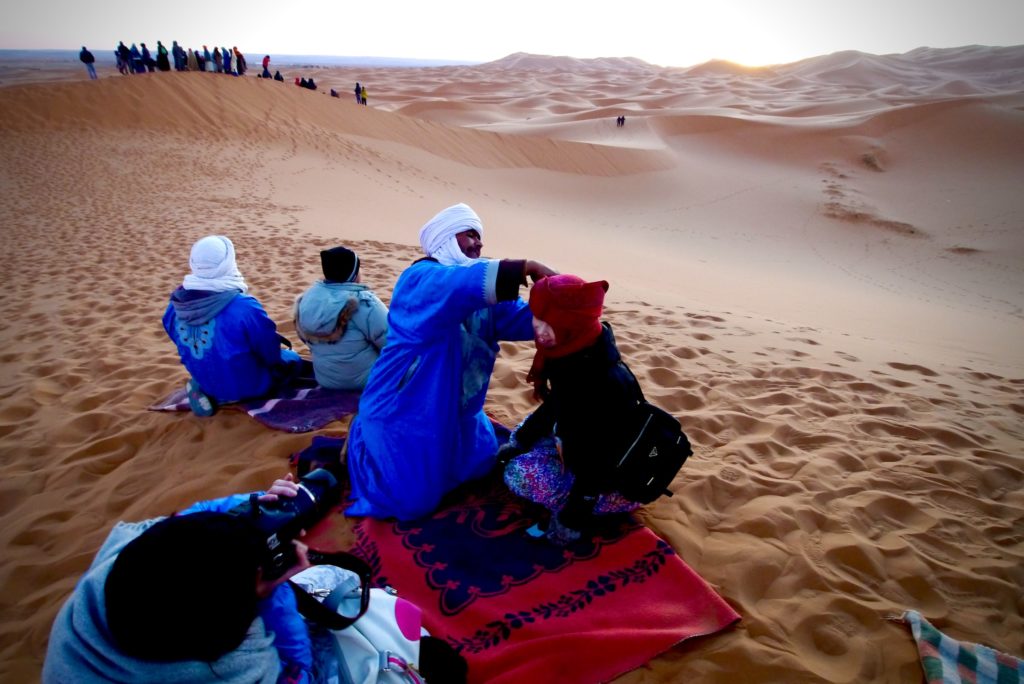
[79,46,97,80]
[156,41,170,71]
[130,43,143,74]
[141,43,155,72]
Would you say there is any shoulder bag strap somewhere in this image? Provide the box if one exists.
[289,550,373,630]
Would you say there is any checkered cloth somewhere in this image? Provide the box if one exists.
[902,610,1023,683]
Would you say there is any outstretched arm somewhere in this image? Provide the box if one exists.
[524,260,558,283]
[495,259,558,301]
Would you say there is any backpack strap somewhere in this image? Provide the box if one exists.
[289,550,373,630]
[618,360,647,405]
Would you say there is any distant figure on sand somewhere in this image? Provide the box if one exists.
[130,43,143,73]
[141,43,154,72]
[354,81,361,103]
[274,70,284,82]
[360,85,367,105]
[79,46,97,80]
[344,203,557,520]
[499,275,643,545]
[162,235,307,414]
[116,42,130,73]
[172,41,185,71]
[262,54,271,78]
[156,41,170,72]
[234,47,246,75]
[294,246,389,391]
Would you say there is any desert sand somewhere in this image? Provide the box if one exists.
[0,45,1022,682]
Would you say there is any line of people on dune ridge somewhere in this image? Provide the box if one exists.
[105,41,250,77]
[43,203,663,682]
[84,44,365,102]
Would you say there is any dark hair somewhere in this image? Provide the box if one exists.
[105,512,265,662]
[320,246,360,283]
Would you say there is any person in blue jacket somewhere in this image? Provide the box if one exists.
[140,42,154,72]
[163,235,305,414]
[43,474,316,683]
[129,43,143,74]
[345,203,557,520]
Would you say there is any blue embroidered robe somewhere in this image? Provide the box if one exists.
[346,259,533,520]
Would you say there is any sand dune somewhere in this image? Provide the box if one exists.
[0,45,1022,682]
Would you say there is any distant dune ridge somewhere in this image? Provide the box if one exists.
[0,45,1022,682]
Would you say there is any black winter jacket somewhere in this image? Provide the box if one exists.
[515,323,643,526]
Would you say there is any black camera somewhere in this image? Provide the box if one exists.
[228,468,341,579]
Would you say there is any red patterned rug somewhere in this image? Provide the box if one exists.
[315,475,739,683]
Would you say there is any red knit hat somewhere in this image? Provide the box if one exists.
[529,275,608,355]
[529,274,608,357]
[527,275,608,398]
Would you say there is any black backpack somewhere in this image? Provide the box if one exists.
[614,367,693,504]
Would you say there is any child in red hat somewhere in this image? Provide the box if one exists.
[501,275,645,545]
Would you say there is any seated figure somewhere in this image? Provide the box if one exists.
[43,475,316,682]
[163,235,305,412]
[294,246,389,391]
[344,203,557,520]
[44,470,468,683]
[500,275,643,545]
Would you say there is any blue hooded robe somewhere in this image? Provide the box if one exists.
[163,288,301,403]
[345,258,533,520]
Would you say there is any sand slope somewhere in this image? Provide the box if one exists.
[0,46,1022,682]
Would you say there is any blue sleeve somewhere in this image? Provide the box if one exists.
[260,584,314,679]
[491,297,534,342]
[388,260,498,341]
[161,301,175,340]
[177,492,260,515]
[238,296,288,369]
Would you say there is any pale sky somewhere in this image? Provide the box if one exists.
[2,0,1023,67]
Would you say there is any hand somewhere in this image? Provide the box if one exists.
[496,442,524,467]
[258,473,300,503]
[524,260,558,284]
[283,539,311,577]
[256,538,311,597]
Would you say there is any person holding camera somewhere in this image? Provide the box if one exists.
[43,474,320,683]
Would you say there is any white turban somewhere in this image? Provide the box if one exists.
[182,235,248,292]
[418,203,484,266]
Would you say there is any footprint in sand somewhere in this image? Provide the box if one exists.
[887,362,939,377]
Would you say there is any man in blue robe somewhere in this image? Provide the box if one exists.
[163,235,304,411]
[345,203,557,520]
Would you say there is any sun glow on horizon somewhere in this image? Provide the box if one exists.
[1,0,1022,70]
